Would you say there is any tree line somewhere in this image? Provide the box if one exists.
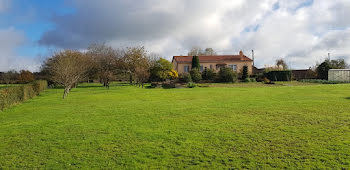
[40,43,176,98]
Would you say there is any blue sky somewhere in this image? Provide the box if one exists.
[0,0,349,71]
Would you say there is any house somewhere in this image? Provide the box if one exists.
[172,51,253,74]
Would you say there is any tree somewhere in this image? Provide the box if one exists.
[134,65,150,88]
[87,43,121,88]
[276,59,288,70]
[217,67,237,83]
[241,65,249,80]
[123,46,148,85]
[17,70,35,83]
[188,47,217,56]
[149,58,173,82]
[204,48,216,55]
[202,68,216,80]
[188,47,202,56]
[44,50,92,99]
[168,69,178,80]
[190,69,202,82]
[191,56,200,69]
[316,61,330,80]
[316,58,348,80]
[1,70,18,84]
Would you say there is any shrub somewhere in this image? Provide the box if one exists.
[263,78,275,84]
[264,71,291,81]
[190,69,202,83]
[202,68,216,81]
[217,67,237,83]
[0,80,47,111]
[187,82,196,88]
[299,79,350,84]
[178,73,192,83]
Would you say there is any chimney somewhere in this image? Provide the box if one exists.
[239,50,244,56]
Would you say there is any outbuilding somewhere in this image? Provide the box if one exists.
[328,69,350,82]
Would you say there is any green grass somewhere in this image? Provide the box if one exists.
[0,82,350,169]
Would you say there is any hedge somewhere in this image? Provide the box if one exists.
[264,71,292,81]
[0,80,47,111]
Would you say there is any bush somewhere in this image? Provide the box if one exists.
[187,82,196,88]
[217,67,237,83]
[263,78,275,84]
[190,69,202,83]
[202,68,216,81]
[178,73,192,83]
[0,80,47,111]
[264,71,291,81]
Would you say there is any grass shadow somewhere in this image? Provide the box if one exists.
[345,97,350,100]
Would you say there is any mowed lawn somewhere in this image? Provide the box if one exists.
[0,83,350,169]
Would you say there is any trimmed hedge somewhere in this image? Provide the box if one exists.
[0,80,47,111]
[264,71,292,81]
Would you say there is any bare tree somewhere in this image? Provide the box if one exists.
[44,50,92,99]
[134,65,150,88]
[276,59,288,70]
[87,43,121,88]
[188,47,217,56]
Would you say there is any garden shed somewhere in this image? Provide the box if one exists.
[328,69,350,82]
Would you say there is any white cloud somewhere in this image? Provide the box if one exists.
[38,0,350,69]
[0,27,41,72]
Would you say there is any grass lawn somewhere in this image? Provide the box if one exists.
[0,82,349,169]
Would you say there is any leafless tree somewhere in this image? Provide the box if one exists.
[87,43,122,88]
[44,50,92,99]
[188,47,217,56]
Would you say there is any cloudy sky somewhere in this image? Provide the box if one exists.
[0,0,349,71]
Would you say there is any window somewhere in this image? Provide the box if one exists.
[200,65,204,72]
[210,65,213,69]
[184,66,190,73]
[228,64,237,71]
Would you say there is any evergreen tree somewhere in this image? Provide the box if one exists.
[242,65,249,80]
[191,56,200,69]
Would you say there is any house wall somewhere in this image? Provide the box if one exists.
[175,61,253,75]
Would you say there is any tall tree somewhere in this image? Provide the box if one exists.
[43,50,92,99]
[191,56,200,69]
[242,65,249,80]
[316,61,330,80]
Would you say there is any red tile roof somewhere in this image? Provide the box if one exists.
[172,54,253,63]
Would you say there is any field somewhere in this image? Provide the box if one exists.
[0,82,350,169]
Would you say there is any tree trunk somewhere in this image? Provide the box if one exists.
[129,73,133,85]
[142,83,144,88]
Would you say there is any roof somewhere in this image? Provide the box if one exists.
[172,54,253,64]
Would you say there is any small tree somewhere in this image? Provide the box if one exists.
[241,65,249,80]
[44,50,91,99]
[316,61,330,80]
[202,68,216,81]
[149,58,173,82]
[217,67,237,83]
[191,56,200,69]
[190,68,202,82]
[135,65,150,88]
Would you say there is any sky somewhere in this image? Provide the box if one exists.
[0,0,349,72]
